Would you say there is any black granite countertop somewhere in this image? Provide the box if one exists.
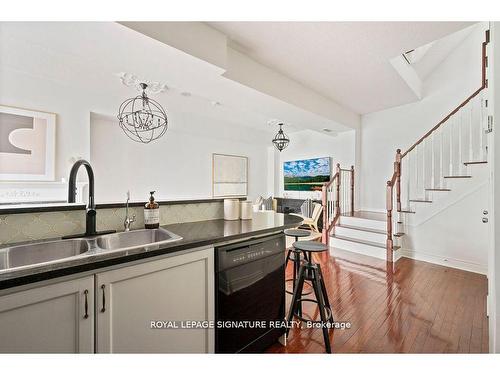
[0,212,302,290]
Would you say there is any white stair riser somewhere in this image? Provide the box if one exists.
[339,215,386,231]
[335,226,386,243]
[329,236,386,260]
[396,222,405,234]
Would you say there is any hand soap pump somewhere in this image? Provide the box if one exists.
[144,191,160,229]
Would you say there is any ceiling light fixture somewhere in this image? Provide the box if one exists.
[117,83,168,144]
[118,72,168,94]
[272,122,290,152]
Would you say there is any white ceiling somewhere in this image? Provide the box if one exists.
[411,25,476,81]
[208,22,476,114]
[1,22,352,138]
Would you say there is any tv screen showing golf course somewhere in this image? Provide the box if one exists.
[283,157,331,191]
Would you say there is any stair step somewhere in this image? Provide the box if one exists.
[332,234,402,251]
[463,161,487,165]
[330,235,401,260]
[409,199,432,203]
[332,234,386,249]
[341,211,386,221]
[444,175,472,179]
[400,208,416,214]
[425,188,451,192]
[336,224,386,235]
[338,213,387,231]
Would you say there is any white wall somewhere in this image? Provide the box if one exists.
[270,129,356,200]
[90,114,268,202]
[400,165,489,274]
[491,20,499,353]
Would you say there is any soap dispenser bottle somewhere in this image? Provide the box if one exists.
[144,191,160,229]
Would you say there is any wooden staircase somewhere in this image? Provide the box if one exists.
[321,30,490,263]
[383,29,490,262]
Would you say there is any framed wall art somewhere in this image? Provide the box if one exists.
[0,105,56,181]
[212,153,248,198]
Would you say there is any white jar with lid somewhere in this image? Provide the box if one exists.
[224,199,240,221]
[240,201,253,220]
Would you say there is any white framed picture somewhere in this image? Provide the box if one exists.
[212,153,248,198]
[0,105,56,181]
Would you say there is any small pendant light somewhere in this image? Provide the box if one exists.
[272,123,290,152]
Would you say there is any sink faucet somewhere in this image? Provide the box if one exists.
[124,191,136,232]
[64,159,115,239]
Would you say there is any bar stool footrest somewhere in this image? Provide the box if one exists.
[285,279,313,296]
[292,298,333,324]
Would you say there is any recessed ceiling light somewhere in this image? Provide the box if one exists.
[211,101,221,106]
[180,92,191,97]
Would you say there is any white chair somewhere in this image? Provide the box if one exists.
[291,203,323,233]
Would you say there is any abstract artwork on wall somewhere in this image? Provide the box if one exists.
[212,153,248,197]
[0,105,56,181]
[284,157,331,191]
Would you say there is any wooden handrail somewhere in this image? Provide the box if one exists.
[401,29,489,159]
[322,163,355,244]
[324,171,339,189]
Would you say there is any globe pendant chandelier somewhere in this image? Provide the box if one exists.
[272,123,290,152]
[117,83,168,143]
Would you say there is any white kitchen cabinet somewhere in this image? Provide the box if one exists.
[0,276,94,353]
[95,247,214,353]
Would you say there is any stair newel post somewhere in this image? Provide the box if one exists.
[350,165,355,215]
[322,183,328,245]
[396,149,402,213]
[386,180,394,262]
[336,163,341,214]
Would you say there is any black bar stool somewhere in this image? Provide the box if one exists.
[286,240,334,353]
[284,228,311,266]
[284,229,312,316]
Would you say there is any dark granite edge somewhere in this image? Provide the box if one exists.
[0,197,247,215]
[95,197,246,209]
[0,215,302,291]
[0,203,86,215]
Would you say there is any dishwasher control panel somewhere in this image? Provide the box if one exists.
[216,234,285,271]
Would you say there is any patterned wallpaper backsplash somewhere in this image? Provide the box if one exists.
[0,202,224,245]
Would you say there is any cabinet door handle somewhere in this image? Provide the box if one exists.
[100,284,106,313]
[83,289,89,319]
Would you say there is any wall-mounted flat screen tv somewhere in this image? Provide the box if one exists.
[283,157,331,191]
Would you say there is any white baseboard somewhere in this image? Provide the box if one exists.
[399,248,487,275]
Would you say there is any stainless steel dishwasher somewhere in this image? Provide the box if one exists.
[215,233,286,353]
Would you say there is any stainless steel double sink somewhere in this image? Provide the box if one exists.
[0,228,182,272]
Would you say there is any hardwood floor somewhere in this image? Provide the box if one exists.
[267,248,489,354]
